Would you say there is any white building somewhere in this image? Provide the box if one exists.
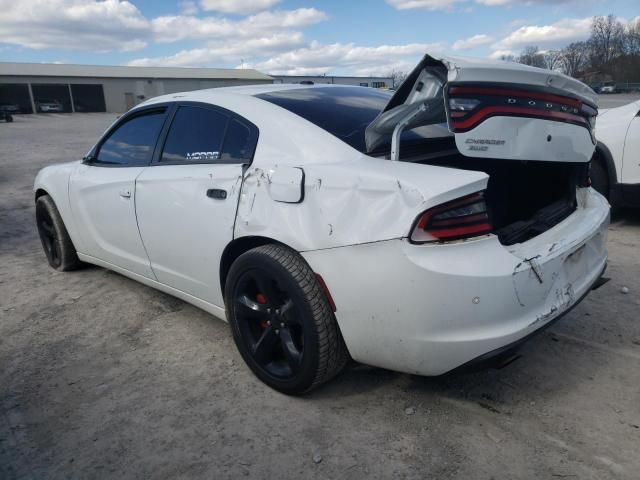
[272,75,393,89]
[0,62,273,114]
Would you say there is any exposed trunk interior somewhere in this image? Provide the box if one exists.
[381,137,589,245]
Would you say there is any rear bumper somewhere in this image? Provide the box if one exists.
[302,187,610,376]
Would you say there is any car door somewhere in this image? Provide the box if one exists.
[622,110,640,184]
[69,105,169,278]
[135,102,258,307]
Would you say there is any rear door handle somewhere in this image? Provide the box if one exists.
[206,188,227,200]
[119,188,131,198]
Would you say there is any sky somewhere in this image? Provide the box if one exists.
[0,0,638,76]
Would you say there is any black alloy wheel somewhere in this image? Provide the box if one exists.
[225,244,348,394]
[35,195,82,271]
[233,269,305,379]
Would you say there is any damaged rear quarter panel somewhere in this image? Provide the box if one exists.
[235,154,487,252]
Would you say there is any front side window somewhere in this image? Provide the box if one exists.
[161,106,228,163]
[96,110,165,166]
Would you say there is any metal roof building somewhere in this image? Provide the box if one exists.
[0,62,273,114]
[272,74,393,89]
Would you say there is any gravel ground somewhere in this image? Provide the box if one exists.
[1,112,639,480]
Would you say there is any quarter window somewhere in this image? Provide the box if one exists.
[96,110,165,166]
[161,105,228,163]
[220,118,254,162]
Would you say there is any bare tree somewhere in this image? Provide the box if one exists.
[590,15,625,66]
[561,42,589,77]
[625,18,640,55]
[517,46,546,68]
[499,54,516,62]
[542,50,563,71]
[388,69,408,89]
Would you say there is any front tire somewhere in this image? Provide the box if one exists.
[225,244,348,395]
[35,195,82,271]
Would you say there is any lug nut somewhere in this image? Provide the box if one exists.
[280,322,285,327]
[275,329,280,334]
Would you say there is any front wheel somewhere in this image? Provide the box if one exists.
[35,195,82,271]
[225,244,348,395]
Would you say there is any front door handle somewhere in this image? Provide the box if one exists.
[119,188,131,198]
[206,189,227,200]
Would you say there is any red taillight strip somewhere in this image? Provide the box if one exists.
[430,212,488,227]
[450,105,588,131]
[429,222,492,240]
[448,86,583,109]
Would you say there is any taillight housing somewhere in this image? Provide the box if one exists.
[410,192,493,243]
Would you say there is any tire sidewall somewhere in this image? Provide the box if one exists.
[225,248,322,394]
[36,196,63,269]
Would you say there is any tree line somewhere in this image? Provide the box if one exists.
[387,15,640,88]
[502,15,640,84]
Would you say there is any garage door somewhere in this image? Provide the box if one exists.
[71,84,106,112]
[32,84,72,113]
[0,84,33,113]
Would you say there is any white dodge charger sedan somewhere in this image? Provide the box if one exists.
[34,54,610,394]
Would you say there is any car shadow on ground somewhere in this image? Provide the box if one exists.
[611,207,640,226]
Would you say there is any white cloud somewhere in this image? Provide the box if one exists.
[199,0,280,15]
[452,34,493,50]
[0,0,150,51]
[386,0,462,10]
[251,41,447,75]
[128,33,306,67]
[179,0,199,15]
[493,17,591,50]
[151,8,327,43]
[488,49,515,59]
[476,0,575,4]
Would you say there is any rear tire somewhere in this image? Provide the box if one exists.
[225,244,348,395]
[590,158,609,200]
[35,195,82,271]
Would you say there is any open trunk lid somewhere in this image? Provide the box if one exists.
[365,54,598,163]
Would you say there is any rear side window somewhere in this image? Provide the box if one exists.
[220,118,254,162]
[161,105,228,163]
[256,87,391,152]
[96,110,165,166]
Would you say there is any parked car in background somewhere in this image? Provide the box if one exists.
[36,99,64,113]
[0,103,21,113]
[0,109,13,122]
[592,99,640,207]
[34,54,609,394]
[599,82,616,94]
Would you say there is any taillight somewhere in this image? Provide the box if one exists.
[410,192,493,243]
[446,84,597,135]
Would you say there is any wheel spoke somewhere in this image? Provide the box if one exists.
[280,328,302,374]
[236,294,269,317]
[40,221,54,236]
[252,270,280,306]
[253,327,279,364]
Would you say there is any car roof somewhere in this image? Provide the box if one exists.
[143,83,367,106]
